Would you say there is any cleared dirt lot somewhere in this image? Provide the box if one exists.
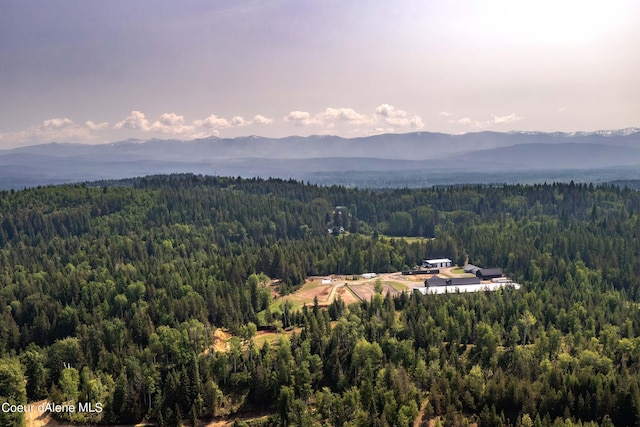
[297,281,332,302]
[268,279,335,312]
[336,285,360,305]
[348,283,401,301]
[24,400,151,427]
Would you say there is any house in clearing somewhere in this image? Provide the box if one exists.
[476,268,503,280]
[422,258,452,268]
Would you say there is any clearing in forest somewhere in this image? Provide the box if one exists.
[212,328,232,352]
[201,328,233,355]
[348,283,401,301]
[268,278,338,313]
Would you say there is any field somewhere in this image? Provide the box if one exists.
[266,275,390,314]
[252,327,304,347]
[268,279,336,313]
[348,283,401,301]
[379,234,432,243]
[434,266,476,278]
[335,284,361,305]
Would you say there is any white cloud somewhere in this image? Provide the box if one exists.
[114,110,152,131]
[281,105,423,131]
[438,111,452,117]
[375,104,424,129]
[192,129,219,138]
[490,113,522,125]
[387,115,424,129]
[320,107,372,125]
[193,114,230,129]
[252,114,274,125]
[366,127,395,136]
[284,107,374,128]
[374,104,398,118]
[450,117,474,125]
[85,120,109,130]
[449,113,523,129]
[284,110,323,126]
[156,113,184,126]
[114,111,196,135]
[195,113,270,129]
[230,116,247,127]
[151,113,195,134]
[0,117,94,146]
[42,117,74,129]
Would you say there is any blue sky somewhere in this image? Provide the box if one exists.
[0,0,638,147]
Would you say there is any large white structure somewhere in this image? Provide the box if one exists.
[415,282,520,295]
[423,258,452,268]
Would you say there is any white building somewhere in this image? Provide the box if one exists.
[415,281,520,295]
[423,258,452,268]
[361,273,377,279]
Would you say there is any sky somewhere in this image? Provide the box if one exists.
[0,0,638,147]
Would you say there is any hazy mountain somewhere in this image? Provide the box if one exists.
[447,143,640,169]
[3,129,639,161]
[1,129,639,189]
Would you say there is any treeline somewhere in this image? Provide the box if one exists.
[1,175,640,425]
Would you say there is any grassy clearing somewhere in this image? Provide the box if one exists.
[379,234,428,243]
[266,279,329,314]
[253,327,303,347]
[450,267,466,274]
[268,297,307,314]
[298,280,324,292]
[384,281,409,291]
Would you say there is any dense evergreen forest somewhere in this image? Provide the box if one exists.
[2,174,640,426]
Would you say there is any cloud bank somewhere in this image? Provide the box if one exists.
[448,113,523,129]
[2,104,536,147]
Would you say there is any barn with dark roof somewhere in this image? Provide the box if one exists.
[476,268,503,280]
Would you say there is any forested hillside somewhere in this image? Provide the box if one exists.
[2,175,640,426]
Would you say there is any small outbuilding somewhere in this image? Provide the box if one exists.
[464,264,481,274]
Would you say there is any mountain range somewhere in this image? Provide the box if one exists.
[1,129,639,189]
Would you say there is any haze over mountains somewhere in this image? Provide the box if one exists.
[1,129,639,189]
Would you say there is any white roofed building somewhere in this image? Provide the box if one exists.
[423,258,452,268]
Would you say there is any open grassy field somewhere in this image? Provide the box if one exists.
[252,327,303,347]
[379,234,430,243]
[437,266,475,278]
[385,280,410,291]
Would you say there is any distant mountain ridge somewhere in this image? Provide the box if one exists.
[1,129,639,189]
[3,128,640,161]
